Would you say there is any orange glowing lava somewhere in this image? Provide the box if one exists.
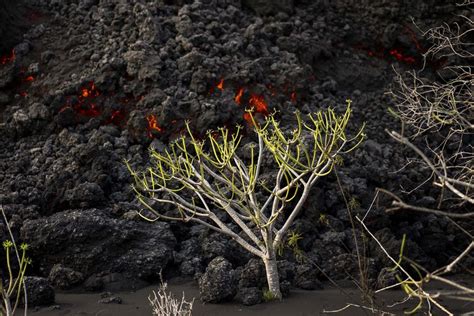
[147,114,163,137]
[249,94,268,114]
[217,78,224,91]
[80,82,99,99]
[243,112,252,124]
[234,88,244,105]
[60,81,103,118]
[24,76,35,82]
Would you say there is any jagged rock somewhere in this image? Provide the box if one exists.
[295,264,323,290]
[280,280,291,298]
[98,292,123,304]
[21,209,176,287]
[239,258,265,288]
[238,287,262,306]
[24,277,55,307]
[377,267,399,289]
[0,0,464,300]
[48,264,84,290]
[199,256,237,303]
[243,0,294,15]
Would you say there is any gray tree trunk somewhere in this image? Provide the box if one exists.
[263,250,282,299]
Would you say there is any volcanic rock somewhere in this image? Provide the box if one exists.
[238,258,265,288]
[243,0,294,15]
[237,287,262,306]
[0,0,466,301]
[199,256,237,303]
[295,264,323,290]
[21,209,176,286]
[48,264,84,290]
[24,276,55,307]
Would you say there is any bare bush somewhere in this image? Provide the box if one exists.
[371,3,474,314]
[149,280,193,316]
[387,1,473,211]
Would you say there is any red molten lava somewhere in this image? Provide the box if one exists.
[291,91,297,103]
[80,82,100,100]
[0,50,15,65]
[24,76,35,82]
[266,84,277,96]
[389,49,416,64]
[216,78,224,91]
[147,114,163,137]
[234,88,244,105]
[105,110,127,126]
[243,93,269,124]
[60,81,102,118]
[77,82,101,117]
[364,46,417,65]
[78,103,100,117]
[249,94,268,114]
[243,112,252,124]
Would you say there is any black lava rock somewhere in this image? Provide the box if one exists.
[24,276,55,307]
[199,256,237,303]
[48,264,84,290]
[295,264,323,290]
[238,287,262,306]
[21,209,176,286]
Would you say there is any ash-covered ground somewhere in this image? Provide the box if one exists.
[0,0,471,307]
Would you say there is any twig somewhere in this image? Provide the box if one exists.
[322,303,395,315]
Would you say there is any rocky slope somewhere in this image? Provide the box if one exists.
[0,0,470,306]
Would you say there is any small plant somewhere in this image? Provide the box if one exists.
[262,288,278,302]
[149,279,193,316]
[1,206,30,316]
[318,213,329,225]
[348,197,360,211]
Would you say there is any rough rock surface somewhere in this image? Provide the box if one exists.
[0,0,468,298]
[48,264,84,290]
[21,209,176,286]
[243,0,294,15]
[237,287,262,306]
[24,276,55,307]
[295,264,323,290]
[199,256,237,303]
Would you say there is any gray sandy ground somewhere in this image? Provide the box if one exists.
[26,280,473,316]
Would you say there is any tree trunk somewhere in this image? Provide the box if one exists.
[2,295,13,316]
[263,252,282,300]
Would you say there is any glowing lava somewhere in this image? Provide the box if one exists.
[0,50,15,65]
[147,114,163,137]
[60,81,102,118]
[248,94,268,114]
[216,78,224,91]
[234,88,244,105]
[105,110,127,126]
[80,82,100,100]
[291,91,297,103]
[389,49,416,64]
